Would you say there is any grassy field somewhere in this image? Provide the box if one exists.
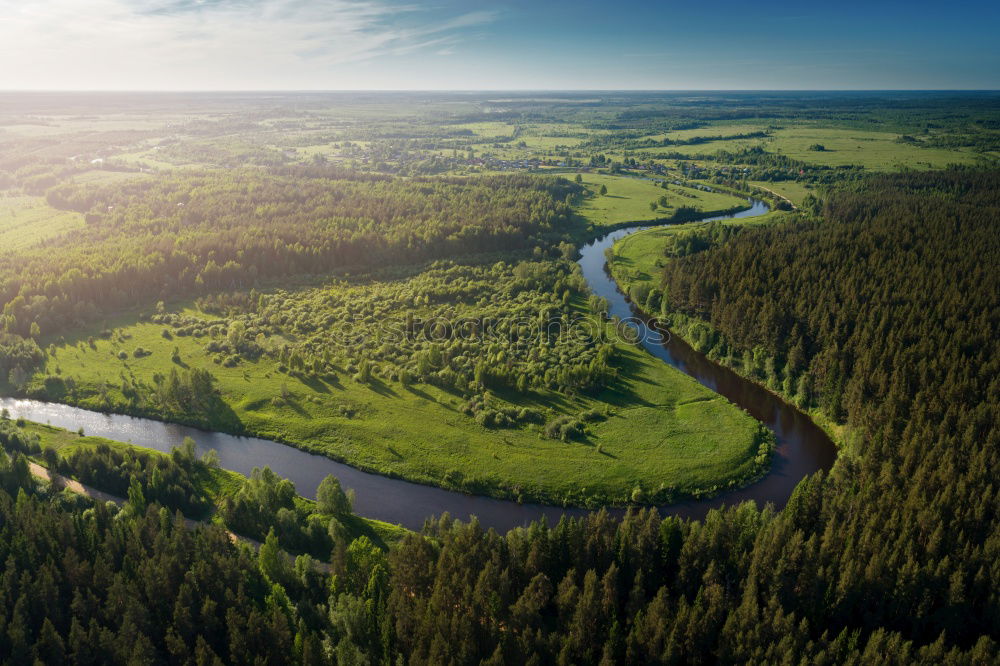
[633,124,981,170]
[662,124,772,141]
[767,126,980,169]
[0,193,85,250]
[748,180,818,206]
[17,419,410,546]
[574,174,748,227]
[629,123,983,170]
[450,121,517,138]
[28,296,765,507]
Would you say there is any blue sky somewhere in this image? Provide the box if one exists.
[1,0,997,90]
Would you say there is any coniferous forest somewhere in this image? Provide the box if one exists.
[1,89,999,664]
[1,169,997,664]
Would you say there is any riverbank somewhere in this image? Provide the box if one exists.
[0,193,837,531]
[17,218,769,509]
[14,418,409,551]
[605,213,851,452]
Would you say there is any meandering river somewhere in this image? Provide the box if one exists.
[0,197,836,532]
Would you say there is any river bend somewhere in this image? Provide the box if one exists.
[0,197,836,531]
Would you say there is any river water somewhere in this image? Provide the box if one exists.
[0,197,836,532]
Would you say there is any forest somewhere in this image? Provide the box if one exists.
[0,92,999,663]
[2,167,998,662]
[1,169,581,344]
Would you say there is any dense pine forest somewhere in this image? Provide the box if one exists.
[0,168,995,663]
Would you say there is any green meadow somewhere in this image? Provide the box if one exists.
[29,289,766,508]
[574,173,748,227]
[632,123,982,170]
[766,126,981,169]
[0,194,85,250]
[748,180,818,206]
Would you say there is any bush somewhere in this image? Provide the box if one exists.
[42,375,66,397]
[544,416,584,441]
[579,408,607,423]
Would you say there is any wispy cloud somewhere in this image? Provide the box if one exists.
[0,0,498,89]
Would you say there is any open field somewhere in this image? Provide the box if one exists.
[748,180,818,205]
[633,138,770,158]
[646,124,773,142]
[766,126,982,169]
[574,173,748,226]
[0,194,84,250]
[633,124,984,170]
[28,277,765,507]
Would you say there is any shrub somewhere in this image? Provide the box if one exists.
[579,408,607,423]
[544,416,584,441]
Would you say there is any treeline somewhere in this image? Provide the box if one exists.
[376,170,1000,662]
[0,168,581,345]
[1,418,997,663]
[1,413,369,559]
[657,169,999,420]
[592,168,1000,654]
[0,421,392,664]
[37,363,228,426]
[386,506,998,664]
[60,439,214,517]
[220,468,354,558]
[923,127,1000,152]
[0,451,310,664]
[0,332,43,387]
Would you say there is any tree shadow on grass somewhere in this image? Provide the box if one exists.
[283,396,311,418]
[341,514,392,551]
[363,377,398,399]
[295,373,331,394]
[490,386,582,413]
[598,384,653,409]
[402,384,437,402]
[198,393,244,431]
[613,350,659,387]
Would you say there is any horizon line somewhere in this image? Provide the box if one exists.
[2,88,1000,94]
